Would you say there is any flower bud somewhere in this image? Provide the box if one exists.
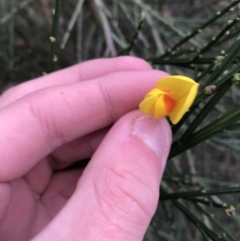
[232,73,240,84]
[139,75,199,124]
[214,55,225,67]
[204,85,217,95]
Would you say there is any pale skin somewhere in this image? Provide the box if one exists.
[0,56,172,241]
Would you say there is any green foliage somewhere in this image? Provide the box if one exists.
[1,0,240,240]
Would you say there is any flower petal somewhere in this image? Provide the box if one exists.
[156,75,198,100]
[154,94,169,118]
[139,94,158,116]
[168,82,199,124]
[139,88,176,118]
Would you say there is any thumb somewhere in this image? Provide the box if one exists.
[32,111,172,241]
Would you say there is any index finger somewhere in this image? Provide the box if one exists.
[0,56,152,108]
[0,69,168,181]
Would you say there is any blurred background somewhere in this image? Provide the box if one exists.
[1,1,240,240]
[0,0,226,89]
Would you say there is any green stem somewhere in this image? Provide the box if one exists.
[161,186,227,241]
[196,204,238,241]
[201,38,240,87]
[170,107,240,158]
[185,197,232,210]
[180,81,232,141]
[158,0,240,59]
[47,0,61,73]
[161,186,240,201]
[8,0,15,68]
[191,17,239,62]
[148,57,214,65]
[119,12,145,55]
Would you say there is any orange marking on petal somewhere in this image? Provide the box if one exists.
[163,94,176,113]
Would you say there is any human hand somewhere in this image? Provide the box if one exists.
[0,57,172,241]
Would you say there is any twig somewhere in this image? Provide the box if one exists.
[76,7,82,62]
[8,0,15,68]
[60,0,85,49]
[119,12,145,55]
[93,0,116,56]
[40,0,52,30]
[132,0,201,47]
[0,0,34,25]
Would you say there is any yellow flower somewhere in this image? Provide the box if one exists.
[139,75,199,124]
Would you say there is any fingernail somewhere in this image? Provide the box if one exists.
[132,116,171,164]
